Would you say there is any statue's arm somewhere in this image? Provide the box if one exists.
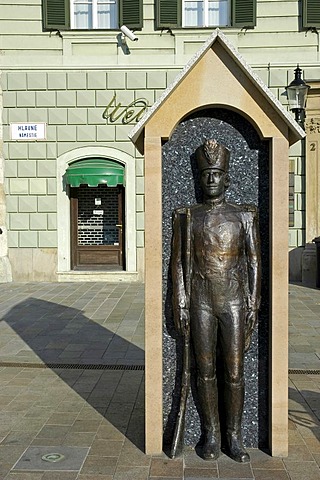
[244,208,261,350]
[245,207,261,310]
[172,209,188,335]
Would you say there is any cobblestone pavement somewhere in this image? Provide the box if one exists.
[0,282,319,479]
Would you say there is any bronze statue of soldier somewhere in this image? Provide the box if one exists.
[171,139,261,463]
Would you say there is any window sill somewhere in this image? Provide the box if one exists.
[61,30,120,40]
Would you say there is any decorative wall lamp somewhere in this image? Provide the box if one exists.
[286,65,310,129]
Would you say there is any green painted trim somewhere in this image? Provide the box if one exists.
[65,158,125,187]
[233,0,256,28]
[155,0,256,29]
[303,0,320,28]
[42,0,70,31]
[42,0,142,31]
[155,0,181,29]
[120,0,143,29]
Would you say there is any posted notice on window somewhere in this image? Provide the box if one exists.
[10,123,46,141]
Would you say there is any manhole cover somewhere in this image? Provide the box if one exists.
[41,453,65,463]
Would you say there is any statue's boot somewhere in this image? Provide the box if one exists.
[224,381,250,463]
[198,376,220,460]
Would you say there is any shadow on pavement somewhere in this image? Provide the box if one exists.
[289,386,320,442]
[0,298,145,451]
[289,280,320,291]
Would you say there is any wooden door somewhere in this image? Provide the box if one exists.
[70,184,125,270]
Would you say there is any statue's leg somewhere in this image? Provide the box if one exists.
[197,375,220,460]
[223,380,249,463]
[219,305,250,463]
[190,304,220,460]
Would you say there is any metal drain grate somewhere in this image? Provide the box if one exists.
[289,369,320,375]
[0,361,144,371]
[1,363,317,374]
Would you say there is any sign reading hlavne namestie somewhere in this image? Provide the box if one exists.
[10,123,46,141]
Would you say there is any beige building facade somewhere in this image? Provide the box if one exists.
[0,0,319,283]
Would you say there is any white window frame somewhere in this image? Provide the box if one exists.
[182,0,231,28]
[70,0,118,29]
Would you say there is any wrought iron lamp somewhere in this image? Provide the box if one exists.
[286,65,310,129]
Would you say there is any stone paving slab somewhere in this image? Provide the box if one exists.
[0,282,319,479]
[13,446,89,471]
[289,284,320,371]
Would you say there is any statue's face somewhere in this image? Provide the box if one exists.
[200,168,227,198]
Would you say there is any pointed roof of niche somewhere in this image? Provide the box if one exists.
[129,28,305,153]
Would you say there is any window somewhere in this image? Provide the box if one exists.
[42,0,142,30]
[183,0,230,28]
[156,0,256,29]
[71,0,118,29]
[302,0,320,28]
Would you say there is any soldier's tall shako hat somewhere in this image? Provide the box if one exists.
[196,139,230,172]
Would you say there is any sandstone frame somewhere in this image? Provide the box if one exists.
[130,29,305,457]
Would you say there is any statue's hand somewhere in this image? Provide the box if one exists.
[244,309,258,353]
[174,307,190,336]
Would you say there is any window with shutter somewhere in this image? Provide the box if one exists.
[42,0,142,30]
[42,0,70,30]
[156,0,256,29]
[120,0,143,29]
[156,0,181,28]
[303,0,320,28]
[232,0,255,27]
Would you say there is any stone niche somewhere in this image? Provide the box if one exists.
[129,29,305,457]
[162,108,270,449]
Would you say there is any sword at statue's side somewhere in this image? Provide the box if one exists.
[170,208,192,459]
